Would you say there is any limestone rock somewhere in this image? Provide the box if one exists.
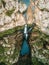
[2,44,6,47]
[18,2,27,13]
[27,5,33,24]
[7,51,10,55]
[16,13,26,26]
[38,0,49,11]
[35,1,49,35]
[4,37,8,43]
[5,0,18,11]
[46,45,49,50]
[38,0,45,10]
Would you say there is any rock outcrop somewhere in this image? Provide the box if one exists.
[0,0,49,65]
[0,0,27,32]
[35,0,49,35]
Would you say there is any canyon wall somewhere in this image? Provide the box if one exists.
[0,0,49,65]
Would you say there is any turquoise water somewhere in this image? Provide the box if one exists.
[18,0,30,6]
[20,40,30,56]
[18,0,30,18]
[22,0,30,6]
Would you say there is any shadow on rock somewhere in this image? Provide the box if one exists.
[0,62,6,65]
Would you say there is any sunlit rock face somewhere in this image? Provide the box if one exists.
[0,0,49,65]
[27,5,33,24]
[0,0,33,32]
[0,0,26,32]
[5,0,18,11]
[35,0,49,35]
[0,0,49,35]
[18,2,27,13]
[38,0,49,11]
[0,12,25,32]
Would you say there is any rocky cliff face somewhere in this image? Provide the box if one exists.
[35,0,49,35]
[0,0,49,65]
[0,0,26,32]
[0,0,49,35]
